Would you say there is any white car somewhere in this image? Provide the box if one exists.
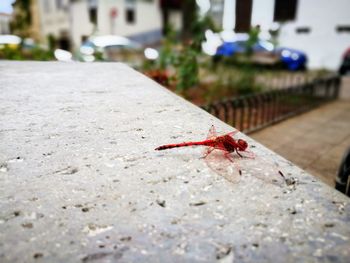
[0,35,21,49]
[79,35,158,66]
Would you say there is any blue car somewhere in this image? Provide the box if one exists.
[216,39,307,71]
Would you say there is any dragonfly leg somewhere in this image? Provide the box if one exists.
[201,147,214,159]
[224,152,243,175]
[224,152,234,163]
[236,149,255,159]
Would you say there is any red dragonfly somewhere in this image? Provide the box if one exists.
[155,125,252,162]
[155,125,286,185]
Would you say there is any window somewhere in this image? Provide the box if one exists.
[0,22,4,34]
[58,31,71,51]
[43,0,51,13]
[274,0,298,22]
[88,0,98,24]
[160,0,181,10]
[89,7,97,24]
[125,0,136,8]
[81,35,88,43]
[56,0,63,9]
[235,0,252,33]
[58,37,70,51]
[296,27,310,34]
[126,8,135,24]
[337,25,350,33]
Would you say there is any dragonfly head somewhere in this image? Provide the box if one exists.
[237,139,248,151]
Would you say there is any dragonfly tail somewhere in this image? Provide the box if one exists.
[155,140,212,151]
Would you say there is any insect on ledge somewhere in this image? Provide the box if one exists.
[155,125,288,186]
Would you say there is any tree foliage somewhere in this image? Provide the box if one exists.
[10,0,32,37]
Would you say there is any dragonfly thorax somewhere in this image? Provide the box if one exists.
[219,135,239,153]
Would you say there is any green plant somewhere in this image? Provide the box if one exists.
[143,12,217,94]
[0,43,54,61]
[175,45,199,92]
[10,0,32,38]
[204,75,226,103]
[190,14,218,52]
[246,26,260,56]
[141,59,156,71]
[173,12,217,93]
[30,47,54,60]
[158,25,177,70]
[93,51,104,61]
[47,34,56,51]
[232,66,255,95]
[0,45,24,60]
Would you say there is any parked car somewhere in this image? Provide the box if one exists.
[78,35,140,65]
[78,35,159,67]
[215,34,307,71]
[339,47,350,75]
[0,35,46,51]
[0,35,54,61]
[0,34,21,49]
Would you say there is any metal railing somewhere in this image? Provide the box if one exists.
[202,75,340,134]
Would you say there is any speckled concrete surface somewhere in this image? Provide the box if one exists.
[0,62,349,263]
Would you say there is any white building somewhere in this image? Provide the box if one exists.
[33,0,350,70]
[276,0,350,70]
[36,0,71,49]
[71,0,165,49]
[224,0,350,70]
[70,0,94,49]
[27,0,181,50]
[0,13,11,34]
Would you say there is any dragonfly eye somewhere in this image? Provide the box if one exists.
[237,139,248,150]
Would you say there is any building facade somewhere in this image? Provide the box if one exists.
[37,0,71,49]
[13,0,349,70]
[28,0,42,43]
[70,0,164,48]
[11,0,72,49]
[276,0,350,70]
[225,0,350,70]
[0,13,11,34]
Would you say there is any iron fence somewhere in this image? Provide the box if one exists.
[202,75,340,134]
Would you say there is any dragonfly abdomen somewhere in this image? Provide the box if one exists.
[155,140,213,151]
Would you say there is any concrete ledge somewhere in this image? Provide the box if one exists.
[0,61,349,262]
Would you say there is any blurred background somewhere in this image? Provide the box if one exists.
[0,0,348,67]
[1,0,350,191]
[1,0,349,94]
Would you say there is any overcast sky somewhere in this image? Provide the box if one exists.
[0,0,14,14]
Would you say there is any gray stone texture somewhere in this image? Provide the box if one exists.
[0,62,349,262]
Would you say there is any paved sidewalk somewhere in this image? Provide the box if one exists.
[340,76,350,99]
[251,99,350,186]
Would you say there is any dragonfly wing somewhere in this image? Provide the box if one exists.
[206,125,218,140]
[203,126,220,159]
[226,130,239,138]
[236,154,285,186]
[205,150,241,183]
